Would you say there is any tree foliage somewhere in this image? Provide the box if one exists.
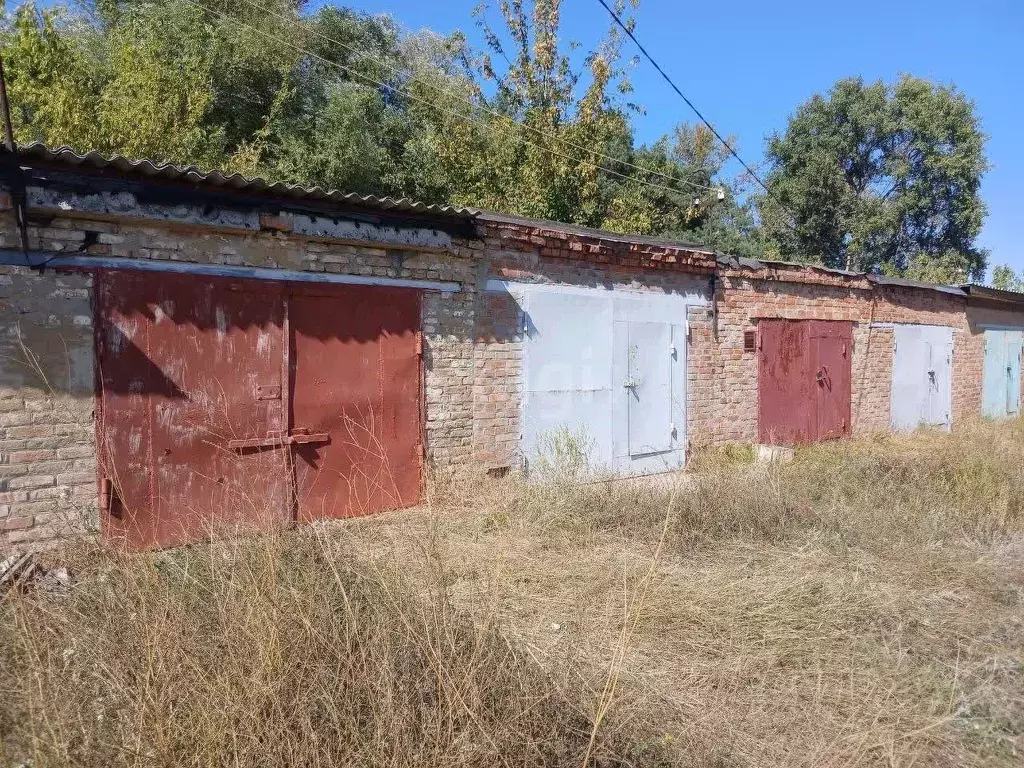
[760,76,989,280]
[0,0,750,245]
[992,265,1024,292]
[0,3,993,276]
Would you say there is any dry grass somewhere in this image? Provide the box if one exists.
[2,420,1023,766]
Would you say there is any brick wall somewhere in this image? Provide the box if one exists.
[2,192,1011,548]
[697,269,973,448]
[1,264,97,547]
[472,289,523,469]
[480,216,715,276]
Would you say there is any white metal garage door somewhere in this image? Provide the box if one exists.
[503,281,704,477]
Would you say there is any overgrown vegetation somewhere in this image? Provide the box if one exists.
[2,419,1022,765]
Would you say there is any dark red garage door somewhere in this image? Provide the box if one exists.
[757,319,852,446]
[96,271,422,550]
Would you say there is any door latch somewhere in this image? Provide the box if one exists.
[228,428,331,450]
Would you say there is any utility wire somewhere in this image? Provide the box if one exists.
[182,0,721,200]
[596,0,796,224]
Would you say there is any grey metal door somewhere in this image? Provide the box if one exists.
[925,331,952,428]
[624,321,675,456]
[891,325,952,431]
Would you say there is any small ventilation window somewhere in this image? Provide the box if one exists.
[743,329,757,353]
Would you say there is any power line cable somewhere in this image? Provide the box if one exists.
[182,0,721,200]
[596,0,797,224]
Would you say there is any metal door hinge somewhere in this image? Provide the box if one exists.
[415,333,423,357]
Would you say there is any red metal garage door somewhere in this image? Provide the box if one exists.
[757,319,851,446]
[290,286,422,523]
[96,271,422,549]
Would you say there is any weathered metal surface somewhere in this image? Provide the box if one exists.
[1008,334,1022,416]
[891,325,927,430]
[291,285,422,522]
[890,325,953,431]
[625,321,674,456]
[522,289,615,469]
[97,271,290,549]
[758,319,812,445]
[982,330,1006,418]
[925,329,953,428]
[97,273,423,548]
[758,319,852,446]
[983,329,1024,419]
[810,320,852,441]
[513,281,703,476]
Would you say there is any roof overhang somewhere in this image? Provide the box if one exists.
[1,144,479,239]
[961,283,1024,308]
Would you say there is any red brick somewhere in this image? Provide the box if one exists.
[1,516,34,532]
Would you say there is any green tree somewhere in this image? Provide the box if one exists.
[602,122,763,256]
[760,76,989,279]
[453,0,640,224]
[1,1,303,167]
[0,0,761,254]
[244,4,471,199]
[992,265,1024,292]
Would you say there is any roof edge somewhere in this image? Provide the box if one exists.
[4,143,477,223]
[716,253,969,297]
[961,283,1024,307]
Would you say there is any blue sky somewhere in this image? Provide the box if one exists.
[333,0,1023,277]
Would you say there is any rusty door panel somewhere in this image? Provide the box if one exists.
[757,319,813,445]
[810,321,852,441]
[290,285,422,522]
[758,319,852,446]
[97,271,289,549]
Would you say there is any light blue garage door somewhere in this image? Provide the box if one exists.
[982,329,1023,419]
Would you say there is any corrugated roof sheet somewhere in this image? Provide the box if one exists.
[869,273,968,297]
[12,143,476,220]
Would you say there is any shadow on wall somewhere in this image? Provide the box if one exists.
[98,270,423,342]
[0,320,94,397]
